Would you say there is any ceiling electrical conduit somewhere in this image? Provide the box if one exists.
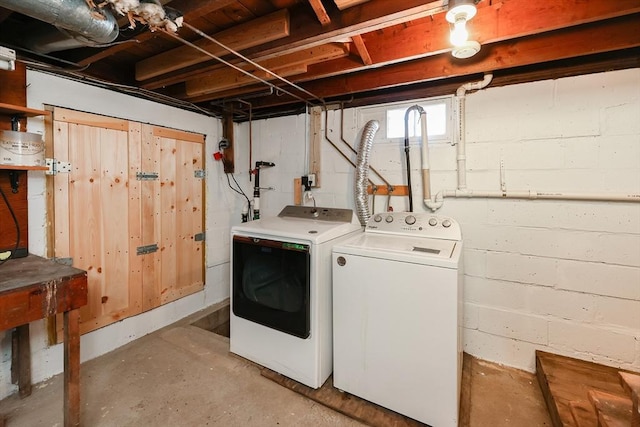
[424,73,640,211]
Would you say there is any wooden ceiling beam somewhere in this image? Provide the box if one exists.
[235,14,640,108]
[141,0,639,91]
[308,0,331,26]
[240,0,446,61]
[76,0,236,67]
[185,43,350,97]
[135,9,290,81]
[136,0,447,85]
[178,1,640,102]
[351,35,372,65]
[334,0,370,10]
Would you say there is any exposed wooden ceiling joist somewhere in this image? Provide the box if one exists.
[185,43,350,97]
[351,35,372,66]
[143,0,639,95]
[333,0,370,10]
[241,14,640,109]
[135,9,290,81]
[178,1,640,105]
[137,0,447,88]
[308,0,331,26]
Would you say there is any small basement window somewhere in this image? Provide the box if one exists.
[357,96,453,144]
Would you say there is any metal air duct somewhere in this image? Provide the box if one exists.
[354,120,379,226]
[0,0,119,53]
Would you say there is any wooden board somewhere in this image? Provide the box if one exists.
[367,185,409,196]
[260,369,425,427]
[536,350,633,427]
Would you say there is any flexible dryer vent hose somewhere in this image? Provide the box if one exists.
[355,120,379,226]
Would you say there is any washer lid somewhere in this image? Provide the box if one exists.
[333,233,462,267]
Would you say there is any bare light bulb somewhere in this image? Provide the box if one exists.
[450,16,469,47]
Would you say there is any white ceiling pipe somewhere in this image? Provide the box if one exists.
[440,189,640,202]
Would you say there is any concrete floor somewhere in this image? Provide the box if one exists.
[0,312,552,427]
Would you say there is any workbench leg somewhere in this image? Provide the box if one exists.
[12,325,32,398]
[63,309,81,427]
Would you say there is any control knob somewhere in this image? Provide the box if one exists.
[442,219,452,228]
[373,214,383,223]
[385,215,394,223]
[405,215,416,225]
[428,217,438,227]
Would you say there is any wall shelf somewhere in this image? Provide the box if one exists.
[0,103,48,118]
[0,164,48,171]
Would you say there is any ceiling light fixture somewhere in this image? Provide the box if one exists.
[0,46,16,71]
[445,0,481,58]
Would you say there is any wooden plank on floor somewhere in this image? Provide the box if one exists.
[260,369,425,427]
[589,390,633,427]
[536,350,631,427]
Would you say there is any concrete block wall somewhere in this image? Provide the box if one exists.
[236,69,640,373]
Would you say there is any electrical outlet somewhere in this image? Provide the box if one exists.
[308,173,316,187]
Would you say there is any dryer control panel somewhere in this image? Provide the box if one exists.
[365,212,461,240]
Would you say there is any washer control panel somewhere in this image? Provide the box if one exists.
[278,205,355,222]
[367,212,461,240]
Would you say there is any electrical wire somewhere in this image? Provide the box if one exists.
[221,157,252,219]
[161,25,325,108]
[181,22,326,106]
[0,186,20,267]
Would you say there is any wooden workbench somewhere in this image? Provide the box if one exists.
[0,255,87,427]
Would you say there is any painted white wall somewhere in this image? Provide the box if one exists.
[237,69,640,373]
[0,70,231,399]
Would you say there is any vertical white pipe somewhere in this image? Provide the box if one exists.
[419,110,431,201]
[455,74,493,191]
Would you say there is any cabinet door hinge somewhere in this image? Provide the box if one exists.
[45,158,72,175]
[136,243,159,255]
[194,169,206,179]
[136,171,159,181]
[194,232,205,242]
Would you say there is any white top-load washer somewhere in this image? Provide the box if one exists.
[332,211,463,427]
[230,205,362,389]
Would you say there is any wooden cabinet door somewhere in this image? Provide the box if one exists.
[53,110,142,333]
[140,124,205,310]
[52,109,204,335]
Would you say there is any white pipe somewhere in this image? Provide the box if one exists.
[455,74,493,191]
[441,189,640,203]
[419,109,431,203]
[424,72,639,211]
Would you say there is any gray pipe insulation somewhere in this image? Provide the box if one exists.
[0,0,119,52]
[355,120,379,226]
